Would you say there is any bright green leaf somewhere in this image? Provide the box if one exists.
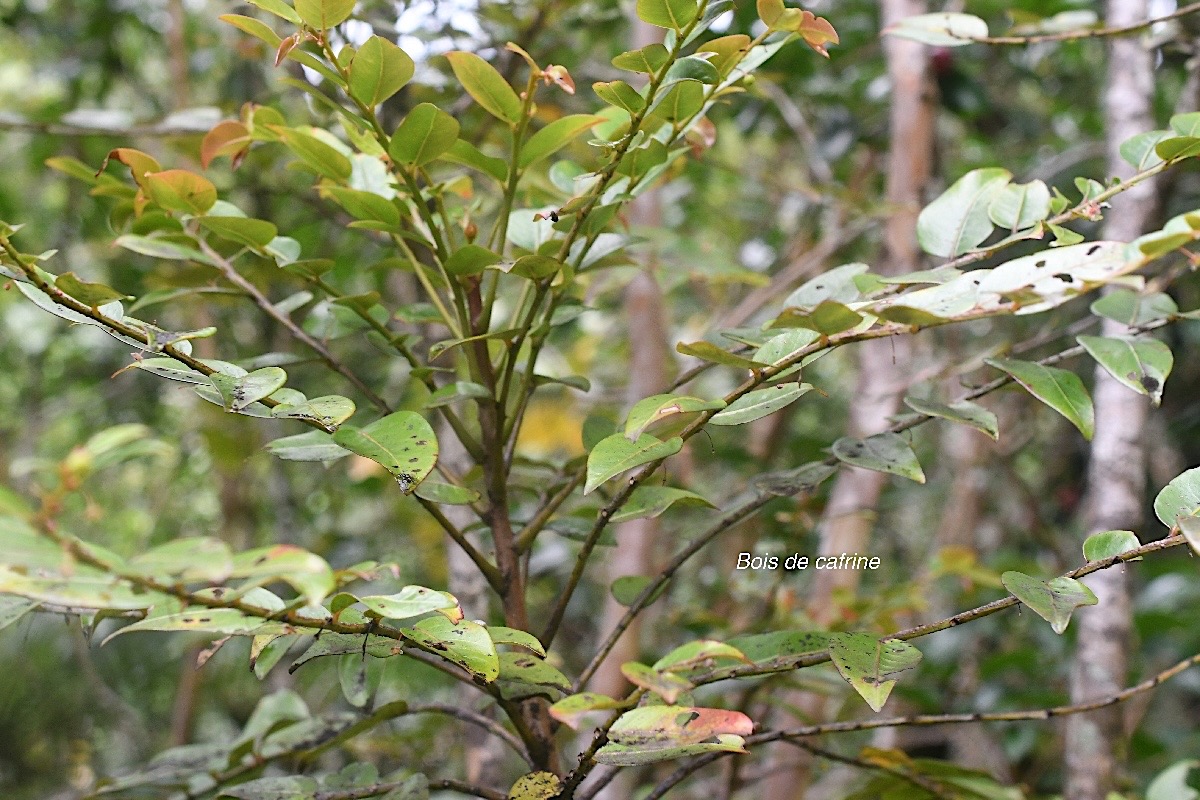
[349,35,414,107]
[917,168,1011,257]
[1077,335,1172,406]
[828,633,922,712]
[710,383,812,426]
[445,51,523,124]
[585,433,683,494]
[636,0,699,30]
[986,358,1094,439]
[294,0,355,30]
[1001,571,1097,634]
[389,103,460,167]
[333,411,439,492]
[1082,530,1141,562]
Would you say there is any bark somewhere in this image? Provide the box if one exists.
[1065,2,1157,798]
[764,3,935,797]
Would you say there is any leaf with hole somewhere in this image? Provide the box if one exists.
[1001,571,1096,634]
[1077,335,1172,406]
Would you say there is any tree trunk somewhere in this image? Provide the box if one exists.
[1064,2,1157,798]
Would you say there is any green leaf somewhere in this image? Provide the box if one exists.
[402,616,498,681]
[917,168,1011,257]
[773,299,864,335]
[333,411,439,493]
[612,43,670,74]
[651,640,748,673]
[1001,571,1097,634]
[986,358,1094,439]
[443,244,502,277]
[624,393,725,440]
[593,80,646,114]
[676,341,766,370]
[294,0,355,29]
[988,180,1050,233]
[54,272,129,307]
[621,662,693,704]
[783,263,868,310]
[359,586,460,621]
[275,127,352,181]
[497,652,572,700]
[115,234,208,262]
[0,567,162,611]
[231,545,336,606]
[610,486,715,523]
[636,0,698,30]
[1077,335,1172,406]
[585,434,683,494]
[414,481,481,505]
[1154,466,1200,528]
[144,170,218,214]
[487,626,546,657]
[753,329,822,377]
[1172,112,1200,136]
[653,79,705,122]
[828,633,922,712]
[709,383,812,426]
[751,462,838,497]
[597,706,752,765]
[389,103,460,167]
[271,395,356,428]
[441,139,507,183]
[265,430,351,463]
[506,255,563,280]
[198,216,278,247]
[1091,289,1177,326]
[884,12,988,46]
[727,630,832,663]
[832,433,926,483]
[445,51,523,124]
[208,367,287,412]
[549,692,624,728]
[520,114,602,168]
[128,537,234,583]
[247,0,302,23]
[1120,130,1170,171]
[0,596,37,631]
[348,35,414,107]
[1082,530,1141,562]
[1147,760,1200,800]
[106,608,297,643]
[903,396,998,440]
[219,776,319,800]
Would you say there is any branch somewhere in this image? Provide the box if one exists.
[971,2,1200,45]
[314,778,506,800]
[777,740,952,799]
[195,237,393,413]
[645,649,1200,799]
[540,156,1184,648]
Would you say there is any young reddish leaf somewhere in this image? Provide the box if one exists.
[201,120,252,169]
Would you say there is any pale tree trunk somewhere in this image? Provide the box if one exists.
[765,2,935,797]
[1065,2,1157,797]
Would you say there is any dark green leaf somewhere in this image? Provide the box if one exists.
[832,433,925,483]
[986,358,1094,439]
[389,103,460,167]
[333,411,439,493]
[585,433,683,494]
[828,633,922,712]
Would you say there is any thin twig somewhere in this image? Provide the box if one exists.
[969,2,1200,45]
[196,237,392,413]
